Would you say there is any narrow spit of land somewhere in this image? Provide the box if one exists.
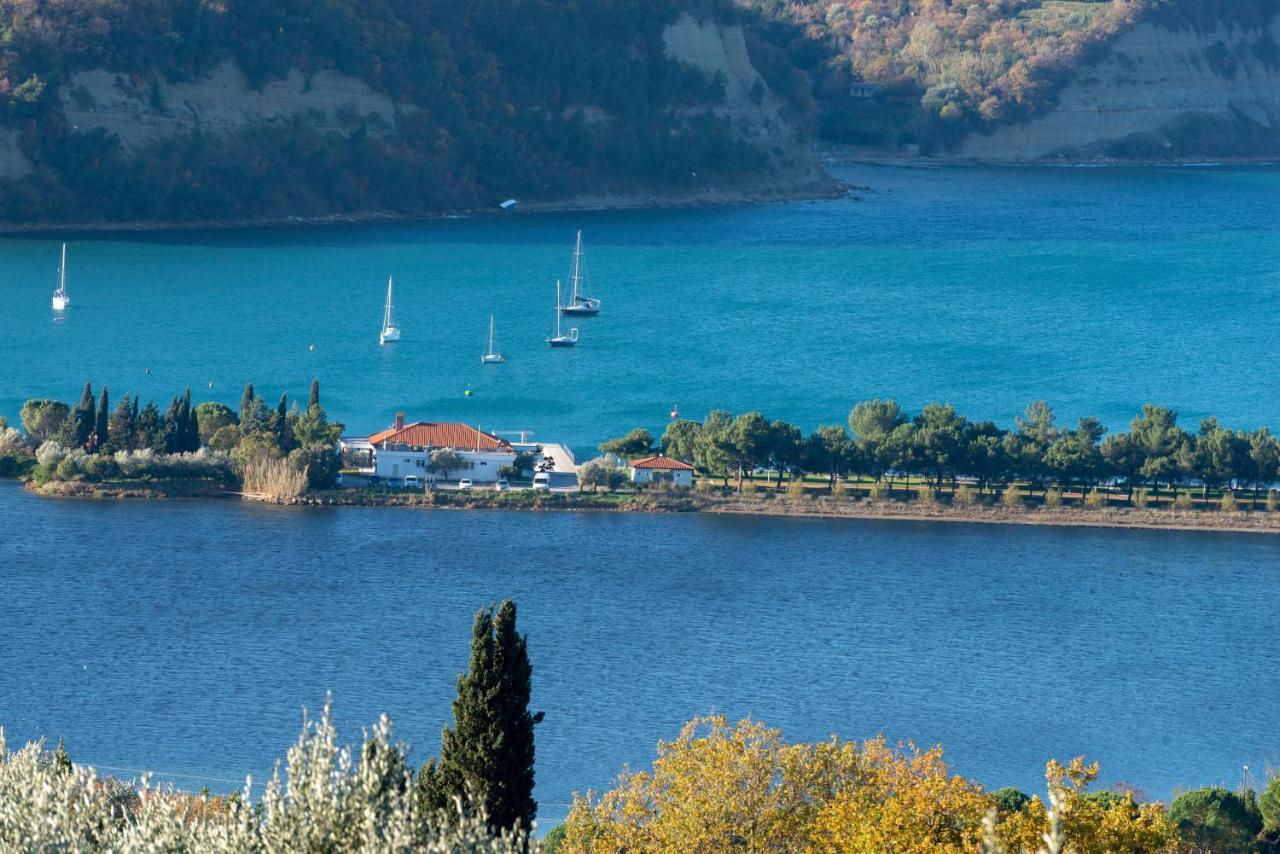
[26,479,1280,536]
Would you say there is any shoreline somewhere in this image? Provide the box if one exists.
[23,479,1280,536]
[0,176,846,236]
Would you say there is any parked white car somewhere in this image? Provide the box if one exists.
[403,475,419,488]
[458,479,474,490]
[495,479,510,491]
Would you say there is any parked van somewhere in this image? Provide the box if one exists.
[531,472,551,491]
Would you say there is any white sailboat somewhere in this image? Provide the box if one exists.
[560,229,600,317]
[547,280,578,347]
[51,243,70,311]
[481,314,504,363]
[379,275,400,344]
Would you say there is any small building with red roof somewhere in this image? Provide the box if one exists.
[628,455,695,487]
[341,413,515,483]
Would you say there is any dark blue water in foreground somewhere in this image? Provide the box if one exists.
[1,481,1277,825]
[3,164,1280,451]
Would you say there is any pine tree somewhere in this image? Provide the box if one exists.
[309,378,321,410]
[137,401,164,451]
[416,600,542,837]
[94,385,109,452]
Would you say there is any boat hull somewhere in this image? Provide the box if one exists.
[380,327,401,344]
[51,297,69,311]
[481,354,504,363]
[560,306,599,317]
[547,337,576,348]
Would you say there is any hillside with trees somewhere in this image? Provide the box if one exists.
[0,0,792,224]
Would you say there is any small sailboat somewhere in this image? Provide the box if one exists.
[51,243,70,311]
[379,275,400,345]
[547,280,578,347]
[560,229,600,317]
[481,314,504,364]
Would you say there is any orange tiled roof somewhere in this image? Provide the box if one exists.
[630,455,695,471]
[369,421,513,452]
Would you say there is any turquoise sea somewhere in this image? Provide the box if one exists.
[2,165,1280,829]
[3,164,1280,450]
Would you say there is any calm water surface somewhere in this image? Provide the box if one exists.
[1,482,1277,825]
[2,164,1280,450]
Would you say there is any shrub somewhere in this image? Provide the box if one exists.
[917,487,937,506]
[80,455,121,482]
[1132,488,1149,510]
[787,478,807,498]
[830,480,847,500]
[1084,488,1107,509]
[1168,787,1262,853]
[693,478,716,494]
[0,425,30,455]
[740,479,756,495]
[867,482,887,502]
[289,444,340,489]
[1174,492,1193,511]
[54,457,80,481]
[954,484,976,506]
[1220,492,1238,512]
[1043,488,1062,508]
[1268,491,1280,513]
[0,453,35,478]
[1001,483,1023,508]
[0,702,530,851]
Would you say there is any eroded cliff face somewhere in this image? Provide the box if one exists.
[58,61,405,152]
[663,14,826,187]
[960,17,1280,160]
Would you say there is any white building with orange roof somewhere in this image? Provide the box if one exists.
[628,455,695,487]
[341,413,516,483]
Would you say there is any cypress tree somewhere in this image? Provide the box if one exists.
[416,600,542,837]
[95,385,109,452]
[72,382,95,449]
[137,401,164,451]
[274,393,288,443]
[309,378,320,410]
[183,387,200,451]
[240,383,255,424]
[109,394,133,452]
[163,395,183,453]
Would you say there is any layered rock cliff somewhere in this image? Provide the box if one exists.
[960,16,1280,161]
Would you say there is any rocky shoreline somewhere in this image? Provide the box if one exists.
[0,176,847,235]
[25,479,1280,536]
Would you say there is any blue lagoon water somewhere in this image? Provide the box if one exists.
[2,166,1280,825]
[0,482,1278,826]
[2,164,1280,449]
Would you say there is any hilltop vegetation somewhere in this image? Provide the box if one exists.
[739,0,1154,148]
[0,0,768,223]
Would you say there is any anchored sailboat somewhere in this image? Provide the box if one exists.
[560,229,600,317]
[547,280,578,347]
[51,243,70,311]
[482,314,504,363]
[379,276,400,345]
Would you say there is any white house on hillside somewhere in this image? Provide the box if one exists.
[340,414,515,482]
[629,455,695,487]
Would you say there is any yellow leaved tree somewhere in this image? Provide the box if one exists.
[558,717,1180,854]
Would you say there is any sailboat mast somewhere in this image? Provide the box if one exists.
[555,280,562,337]
[488,314,495,353]
[384,276,394,327]
[59,243,66,293]
[571,230,583,300]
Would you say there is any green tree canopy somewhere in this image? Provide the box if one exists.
[19,399,69,442]
[598,427,654,459]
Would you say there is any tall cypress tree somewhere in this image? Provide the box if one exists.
[109,394,133,452]
[95,385,109,452]
[163,395,183,453]
[309,378,321,410]
[416,600,542,837]
[183,387,199,451]
[73,382,95,449]
[240,383,255,424]
[274,393,288,444]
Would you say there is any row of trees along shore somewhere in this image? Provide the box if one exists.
[4,599,1280,852]
[600,399,1280,507]
[1,379,341,499]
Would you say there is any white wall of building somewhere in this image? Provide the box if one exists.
[631,467,693,487]
[374,448,513,482]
